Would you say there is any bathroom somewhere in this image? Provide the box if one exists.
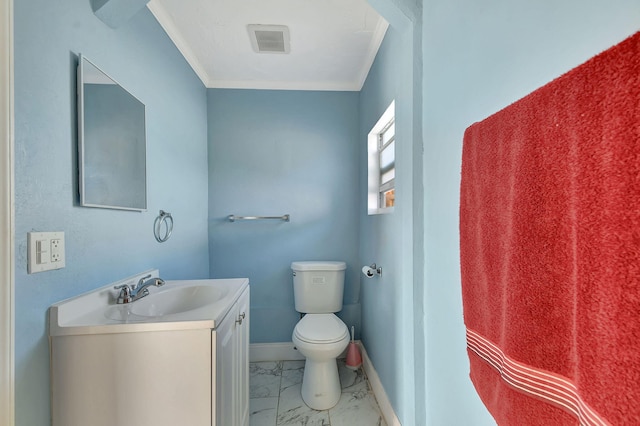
[3,0,639,425]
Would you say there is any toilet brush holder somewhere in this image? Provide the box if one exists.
[345,326,362,370]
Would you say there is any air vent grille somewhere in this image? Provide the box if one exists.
[248,25,290,54]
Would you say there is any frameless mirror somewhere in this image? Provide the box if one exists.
[78,54,147,211]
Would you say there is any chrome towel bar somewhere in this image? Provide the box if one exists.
[228,214,290,222]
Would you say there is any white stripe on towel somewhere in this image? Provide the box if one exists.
[466,328,609,426]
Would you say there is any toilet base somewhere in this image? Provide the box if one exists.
[300,357,341,410]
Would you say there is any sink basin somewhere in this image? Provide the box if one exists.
[130,285,230,317]
[49,270,249,335]
[103,306,147,322]
[103,285,230,321]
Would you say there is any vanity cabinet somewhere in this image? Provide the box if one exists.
[49,277,249,426]
[215,285,250,426]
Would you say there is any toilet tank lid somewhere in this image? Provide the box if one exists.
[291,261,346,271]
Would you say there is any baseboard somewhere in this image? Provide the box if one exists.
[358,342,402,426]
[249,341,401,425]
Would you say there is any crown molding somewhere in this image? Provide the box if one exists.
[355,18,389,91]
[209,79,361,92]
[147,0,211,87]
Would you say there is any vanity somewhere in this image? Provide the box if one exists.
[49,271,249,426]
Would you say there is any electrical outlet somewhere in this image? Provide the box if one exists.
[28,231,65,273]
[51,238,63,262]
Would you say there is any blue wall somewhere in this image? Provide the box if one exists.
[207,89,361,343]
[357,8,422,421]
[421,0,640,425]
[358,24,404,419]
[13,1,209,424]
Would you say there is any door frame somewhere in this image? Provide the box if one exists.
[1,0,15,424]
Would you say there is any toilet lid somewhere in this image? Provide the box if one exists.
[294,314,349,344]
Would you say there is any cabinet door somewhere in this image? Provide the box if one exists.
[53,330,211,426]
[215,305,237,426]
[236,287,250,426]
[214,285,250,426]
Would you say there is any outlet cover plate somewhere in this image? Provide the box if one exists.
[28,231,65,274]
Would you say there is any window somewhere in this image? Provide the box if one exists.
[368,100,395,214]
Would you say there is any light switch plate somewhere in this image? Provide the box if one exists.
[28,231,65,274]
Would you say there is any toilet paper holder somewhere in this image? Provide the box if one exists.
[362,264,382,278]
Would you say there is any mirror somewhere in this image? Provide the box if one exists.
[78,54,147,211]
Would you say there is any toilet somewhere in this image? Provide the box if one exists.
[291,261,350,410]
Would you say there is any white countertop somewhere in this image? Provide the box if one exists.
[49,271,249,336]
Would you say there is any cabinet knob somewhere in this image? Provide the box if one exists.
[236,312,246,325]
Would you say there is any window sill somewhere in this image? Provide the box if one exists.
[368,206,394,216]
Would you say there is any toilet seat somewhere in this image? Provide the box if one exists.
[294,314,349,344]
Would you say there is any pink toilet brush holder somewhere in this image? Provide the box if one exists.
[345,326,362,370]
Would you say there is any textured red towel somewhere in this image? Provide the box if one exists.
[460,31,640,426]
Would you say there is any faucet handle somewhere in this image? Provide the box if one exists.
[135,274,153,288]
[114,284,133,304]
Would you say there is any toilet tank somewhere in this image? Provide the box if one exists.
[291,261,346,313]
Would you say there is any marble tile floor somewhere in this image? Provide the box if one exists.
[250,359,387,426]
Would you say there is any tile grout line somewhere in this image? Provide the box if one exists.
[276,361,283,426]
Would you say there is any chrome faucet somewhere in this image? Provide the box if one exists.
[114,274,166,304]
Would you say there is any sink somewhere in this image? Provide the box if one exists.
[129,285,229,317]
[104,305,147,322]
[103,285,230,321]
[49,270,249,335]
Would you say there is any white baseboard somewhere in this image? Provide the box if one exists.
[359,342,401,426]
[249,341,401,425]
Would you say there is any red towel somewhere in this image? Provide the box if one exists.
[460,31,640,426]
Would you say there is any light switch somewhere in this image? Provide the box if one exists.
[36,239,49,264]
[28,231,65,274]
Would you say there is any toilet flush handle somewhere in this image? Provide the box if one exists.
[236,312,246,325]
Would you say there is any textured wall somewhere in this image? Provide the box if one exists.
[207,89,361,343]
[13,2,209,424]
[421,0,640,424]
[358,20,421,423]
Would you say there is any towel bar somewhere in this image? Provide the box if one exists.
[228,214,290,222]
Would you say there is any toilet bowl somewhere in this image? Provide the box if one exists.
[292,313,350,410]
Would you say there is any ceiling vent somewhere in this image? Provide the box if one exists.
[248,24,290,54]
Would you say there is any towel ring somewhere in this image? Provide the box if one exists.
[154,210,173,243]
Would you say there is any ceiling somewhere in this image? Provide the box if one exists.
[147,0,388,91]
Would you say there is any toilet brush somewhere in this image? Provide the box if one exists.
[345,326,362,370]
